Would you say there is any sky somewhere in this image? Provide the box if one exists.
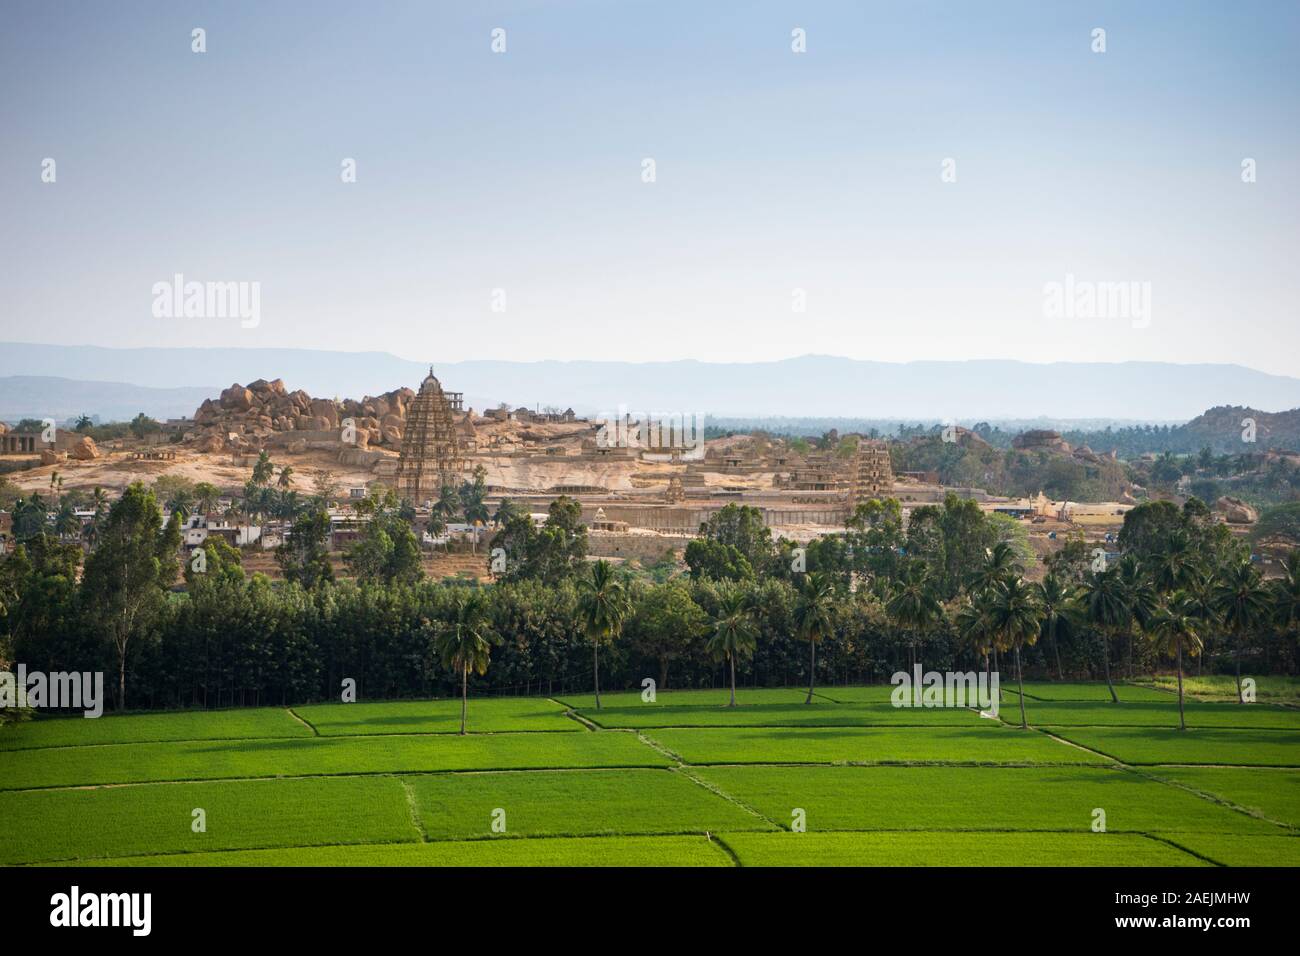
[1,1,1298,374]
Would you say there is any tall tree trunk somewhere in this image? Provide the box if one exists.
[1100,632,1118,703]
[729,653,736,707]
[1052,630,1064,681]
[1015,644,1027,729]
[1176,642,1185,732]
[118,649,126,712]
[804,639,816,704]
[593,642,601,710]
[1234,636,1244,704]
[460,665,468,735]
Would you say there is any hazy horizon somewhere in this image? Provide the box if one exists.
[3,1,1298,375]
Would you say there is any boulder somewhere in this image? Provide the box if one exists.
[1216,496,1258,525]
[220,384,254,411]
[198,434,225,453]
[40,449,64,465]
[68,436,100,460]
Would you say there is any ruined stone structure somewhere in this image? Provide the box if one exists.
[394,368,463,504]
[664,475,685,503]
[847,439,894,506]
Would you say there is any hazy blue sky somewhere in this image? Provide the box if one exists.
[2,1,1297,373]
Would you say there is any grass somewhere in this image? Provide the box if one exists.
[1008,682,1179,702]
[1004,699,1300,730]
[0,707,311,751]
[643,725,1111,765]
[0,731,670,790]
[571,700,984,729]
[0,776,415,865]
[407,768,770,840]
[719,831,1208,866]
[1145,768,1300,827]
[6,684,1297,867]
[1133,674,1300,705]
[1150,833,1300,867]
[61,835,733,867]
[692,765,1280,834]
[292,697,578,735]
[1047,727,1300,767]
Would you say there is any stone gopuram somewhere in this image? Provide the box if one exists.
[394,368,464,504]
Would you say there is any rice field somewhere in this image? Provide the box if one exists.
[1,682,1296,866]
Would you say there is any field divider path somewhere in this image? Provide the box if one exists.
[634,732,685,764]
[1137,832,1227,867]
[671,766,783,831]
[399,778,429,842]
[287,708,320,736]
[1130,767,1300,832]
[549,698,599,731]
[707,833,744,867]
[1035,729,1122,763]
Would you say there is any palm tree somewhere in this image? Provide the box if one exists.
[277,466,295,489]
[1271,551,1300,648]
[53,498,80,540]
[1034,573,1079,681]
[1148,591,1203,731]
[435,593,499,734]
[986,577,1043,729]
[577,560,630,709]
[707,586,758,707]
[955,591,997,692]
[1081,566,1129,703]
[1117,555,1158,678]
[967,541,1023,597]
[91,485,110,517]
[1212,560,1272,703]
[251,451,275,486]
[887,559,942,672]
[793,571,835,704]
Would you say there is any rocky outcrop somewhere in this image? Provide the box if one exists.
[190,379,420,453]
[1215,496,1258,525]
[1012,429,1072,454]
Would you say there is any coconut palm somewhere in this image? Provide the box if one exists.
[955,590,997,692]
[277,466,295,489]
[1272,551,1300,646]
[577,560,630,709]
[193,482,219,515]
[53,499,80,540]
[887,559,943,672]
[1212,560,1272,703]
[707,586,758,707]
[251,450,274,486]
[435,592,499,734]
[1148,591,1203,731]
[793,571,835,704]
[1081,566,1129,703]
[986,577,1043,729]
[966,540,1023,597]
[1034,573,1080,681]
[1117,555,1158,678]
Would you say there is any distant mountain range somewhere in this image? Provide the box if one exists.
[0,376,216,423]
[3,343,1300,423]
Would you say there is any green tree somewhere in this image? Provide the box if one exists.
[80,482,180,709]
[986,577,1043,729]
[577,560,630,709]
[1081,567,1129,703]
[707,585,758,707]
[793,571,835,704]
[277,509,334,590]
[1148,591,1203,730]
[435,591,499,734]
[1212,560,1272,703]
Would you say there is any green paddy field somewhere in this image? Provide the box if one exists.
[1,682,1296,867]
